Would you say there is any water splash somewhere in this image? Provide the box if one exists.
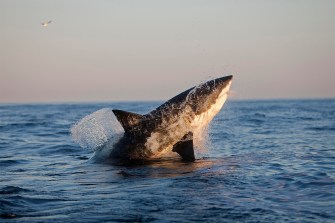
[194,124,211,157]
[70,108,124,151]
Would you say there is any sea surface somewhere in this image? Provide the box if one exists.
[0,99,334,222]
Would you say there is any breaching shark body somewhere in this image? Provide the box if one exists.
[110,75,233,161]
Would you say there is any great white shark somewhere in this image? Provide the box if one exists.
[110,75,233,161]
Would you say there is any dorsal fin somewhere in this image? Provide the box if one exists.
[112,109,143,132]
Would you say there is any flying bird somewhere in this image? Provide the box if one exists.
[41,20,52,27]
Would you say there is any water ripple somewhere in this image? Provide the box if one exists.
[0,100,334,222]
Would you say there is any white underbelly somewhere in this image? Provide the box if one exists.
[145,82,231,157]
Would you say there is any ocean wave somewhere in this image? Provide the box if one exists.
[0,186,30,195]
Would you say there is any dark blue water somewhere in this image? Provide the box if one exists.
[1,100,334,222]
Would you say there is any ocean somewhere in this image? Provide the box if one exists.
[0,99,334,222]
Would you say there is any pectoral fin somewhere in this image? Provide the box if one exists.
[172,132,195,162]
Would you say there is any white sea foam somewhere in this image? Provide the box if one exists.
[70,108,124,151]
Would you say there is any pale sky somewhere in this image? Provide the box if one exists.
[1,0,334,103]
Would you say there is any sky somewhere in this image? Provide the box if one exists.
[0,0,334,103]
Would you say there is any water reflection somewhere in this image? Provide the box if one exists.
[103,157,240,179]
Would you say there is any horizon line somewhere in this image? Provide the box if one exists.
[1,97,334,105]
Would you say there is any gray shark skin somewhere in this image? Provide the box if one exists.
[110,75,233,161]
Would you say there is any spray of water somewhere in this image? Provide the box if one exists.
[70,108,124,151]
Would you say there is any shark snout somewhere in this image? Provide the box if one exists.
[219,75,233,82]
[207,75,233,93]
[192,75,233,98]
[216,75,233,86]
[218,75,233,96]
